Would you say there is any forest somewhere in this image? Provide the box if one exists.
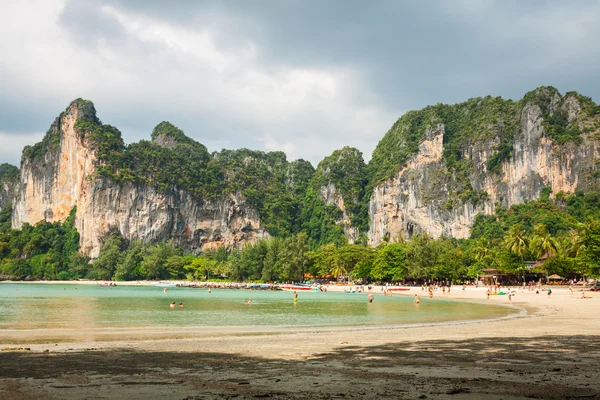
[1,190,599,282]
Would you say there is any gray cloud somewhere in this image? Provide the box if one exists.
[0,0,599,167]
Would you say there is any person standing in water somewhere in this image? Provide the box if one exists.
[293,291,298,304]
[169,302,176,308]
[414,294,420,304]
[368,293,374,303]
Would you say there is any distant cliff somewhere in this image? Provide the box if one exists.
[11,101,270,257]
[0,164,19,211]
[367,87,600,244]
[3,87,599,254]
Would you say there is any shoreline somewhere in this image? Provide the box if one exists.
[1,285,599,399]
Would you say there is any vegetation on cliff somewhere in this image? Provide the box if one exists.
[0,163,19,182]
[367,87,599,199]
[5,87,600,281]
[2,190,599,281]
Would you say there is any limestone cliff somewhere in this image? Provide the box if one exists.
[12,100,268,257]
[368,88,600,245]
[0,163,19,211]
[311,146,367,244]
[318,182,360,243]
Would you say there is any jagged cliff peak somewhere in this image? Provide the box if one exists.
[150,121,207,152]
[369,86,599,187]
[67,98,100,124]
[21,98,124,164]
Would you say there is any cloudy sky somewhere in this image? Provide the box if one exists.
[1,0,599,167]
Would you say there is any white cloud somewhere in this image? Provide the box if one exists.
[0,0,398,166]
[257,134,296,158]
[0,132,45,165]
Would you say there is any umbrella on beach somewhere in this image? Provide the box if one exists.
[548,274,563,280]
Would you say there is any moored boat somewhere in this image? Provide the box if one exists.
[280,284,314,291]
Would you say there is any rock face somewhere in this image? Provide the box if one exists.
[0,164,19,211]
[368,94,600,245]
[319,182,360,243]
[12,101,267,257]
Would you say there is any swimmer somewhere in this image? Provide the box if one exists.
[368,293,374,303]
[179,302,184,308]
[245,298,252,304]
[208,288,211,293]
[169,302,176,308]
[163,288,167,294]
[414,294,420,304]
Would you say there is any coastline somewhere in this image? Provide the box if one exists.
[1,285,599,399]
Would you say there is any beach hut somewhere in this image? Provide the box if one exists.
[548,274,563,280]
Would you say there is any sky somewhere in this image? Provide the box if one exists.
[1,0,599,167]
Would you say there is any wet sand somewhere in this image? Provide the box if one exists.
[1,286,599,399]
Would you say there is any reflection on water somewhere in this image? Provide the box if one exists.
[0,284,515,330]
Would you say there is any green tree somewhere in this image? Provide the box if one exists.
[90,232,125,280]
[529,224,557,259]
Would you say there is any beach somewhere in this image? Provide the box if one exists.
[1,285,599,399]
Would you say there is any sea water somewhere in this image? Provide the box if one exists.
[0,283,515,330]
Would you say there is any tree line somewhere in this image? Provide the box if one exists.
[1,195,599,282]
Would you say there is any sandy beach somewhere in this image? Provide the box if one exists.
[1,285,599,399]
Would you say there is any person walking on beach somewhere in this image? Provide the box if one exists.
[486,288,490,300]
[368,293,374,303]
[547,288,552,298]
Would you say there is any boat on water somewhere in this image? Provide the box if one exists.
[387,287,410,292]
[280,284,316,291]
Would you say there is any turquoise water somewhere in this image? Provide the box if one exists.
[0,284,514,330]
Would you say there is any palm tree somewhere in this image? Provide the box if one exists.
[473,237,490,261]
[529,224,557,259]
[545,235,575,276]
[504,224,529,259]
[504,224,530,282]
[330,263,348,282]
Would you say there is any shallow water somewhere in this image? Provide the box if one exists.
[0,284,515,330]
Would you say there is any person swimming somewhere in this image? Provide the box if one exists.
[169,302,176,308]
[179,302,184,308]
